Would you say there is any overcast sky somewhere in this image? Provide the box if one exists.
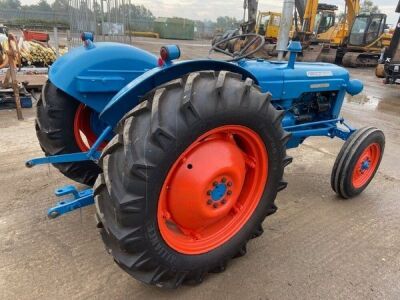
[20,0,399,25]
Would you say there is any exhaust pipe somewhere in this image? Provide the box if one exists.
[277,0,295,60]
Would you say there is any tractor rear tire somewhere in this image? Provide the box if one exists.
[331,127,385,199]
[95,71,292,288]
[35,81,102,186]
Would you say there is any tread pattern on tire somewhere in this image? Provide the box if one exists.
[95,71,292,288]
[331,126,385,198]
[35,81,101,186]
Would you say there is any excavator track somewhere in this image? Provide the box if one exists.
[342,52,381,68]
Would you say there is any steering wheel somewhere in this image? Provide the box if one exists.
[210,33,266,61]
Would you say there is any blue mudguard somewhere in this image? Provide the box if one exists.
[99,59,259,126]
[49,42,158,113]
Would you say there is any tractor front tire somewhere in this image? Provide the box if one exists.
[95,71,292,288]
[35,81,101,186]
[331,127,385,199]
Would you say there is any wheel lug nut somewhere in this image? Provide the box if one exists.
[213,181,218,186]
[207,190,211,195]
[227,181,233,187]
[213,203,218,208]
[207,199,212,205]
[227,190,232,195]
[221,177,227,183]
[221,199,226,204]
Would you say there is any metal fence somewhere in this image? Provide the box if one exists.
[195,22,216,40]
[67,0,219,45]
[1,3,220,48]
[68,0,144,46]
[0,8,69,28]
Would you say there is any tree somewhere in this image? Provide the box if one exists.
[0,0,21,9]
[92,1,102,19]
[37,0,52,11]
[360,0,380,14]
[51,0,69,12]
[112,4,154,21]
[22,0,52,12]
[216,16,240,30]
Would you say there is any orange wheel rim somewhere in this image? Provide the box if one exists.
[157,125,268,255]
[351,143,381,189]
[73,104,106,152]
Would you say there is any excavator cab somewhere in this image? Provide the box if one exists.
[348,14,387,47]
[256,11,281,42]
[342,13,391,67]
[314,8,336,34]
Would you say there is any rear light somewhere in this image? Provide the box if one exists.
[159,45,181,64]
[160,47,169,61]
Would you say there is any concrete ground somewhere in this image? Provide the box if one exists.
[0,38,399,299]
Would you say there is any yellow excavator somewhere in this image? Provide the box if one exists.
[212,0,391,67]
[317,0,360,46]
[299,0,393,67]
[342,13,393,67]
[255,11,281,43]
[313,4,338,41]
[211,0,334,57]
[299,1,338,42]
[297,0,360,63]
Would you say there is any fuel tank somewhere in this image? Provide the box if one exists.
[237,59,360,100]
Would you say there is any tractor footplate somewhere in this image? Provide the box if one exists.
[48,185,94,219]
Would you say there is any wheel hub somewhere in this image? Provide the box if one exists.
[210,181,228,201]
[73,104,109,152]
[166,138,245,231]
[352,143,381,189]
[360,159,371,172]
[157,125,269,254]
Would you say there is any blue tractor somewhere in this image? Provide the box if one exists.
[29,33,385,288]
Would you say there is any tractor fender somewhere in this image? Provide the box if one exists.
[49,42,158,112]
[99,59,259,126]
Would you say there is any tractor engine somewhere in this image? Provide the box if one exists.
[290,91,334,123]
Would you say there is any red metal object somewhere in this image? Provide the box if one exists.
[73,104,106,152]
[157,125,268,254]
[351,143,381,189]
[157,58,164,67]
[160,47,168,61]
[23,30,49,42]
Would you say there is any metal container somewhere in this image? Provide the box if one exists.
[154,17,194,40]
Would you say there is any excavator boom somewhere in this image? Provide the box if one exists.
[345,0,360,28]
